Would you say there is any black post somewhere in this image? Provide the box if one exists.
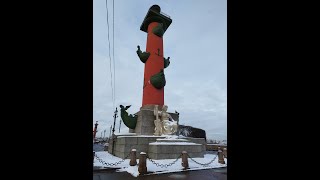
[112,107,118,155]
[112,108,118,134]
[119,119,122,133]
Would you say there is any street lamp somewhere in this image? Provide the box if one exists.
[112,107,118,135]
[112,107,118,155]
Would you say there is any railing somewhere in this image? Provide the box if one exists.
[94,148,227,176]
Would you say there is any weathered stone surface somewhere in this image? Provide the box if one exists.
[148,142,204,159]
[138,153,147,175]
[110,135,205,160]
[135,107,155,135]
[185,137,206,145]
[206,144,227,151]
[182,137,206,152]
[129,149,137,166]
[118,144,137,153]
[223,148,227,158]
[181,151,189,169]
[138,137,149,144]
[218,150,225,164]
[187,152,205,158]
[148,153,182,159]
[110,136,163,158]
[148,137,161,143]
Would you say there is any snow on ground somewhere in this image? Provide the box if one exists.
[94,151,227,177]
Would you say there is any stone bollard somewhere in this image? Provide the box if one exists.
[181,151,189,170]
[218,148,225,164]
[138,152,147,175]
[223,148,227,158]
[130,149,137,166]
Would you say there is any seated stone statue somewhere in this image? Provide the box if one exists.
[154,105,178,135]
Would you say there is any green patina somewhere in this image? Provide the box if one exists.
[136,45,150,63]
[152,23,164,37]
[140,6,172,34]
[150,69,166,89]
[119,105,137,129]
[164,57,170,69]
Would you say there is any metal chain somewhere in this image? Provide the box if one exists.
[146,154,182,168]
[187,153,218,166]
[94,152,131,167]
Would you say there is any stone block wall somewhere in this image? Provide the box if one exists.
[148,143,204,159]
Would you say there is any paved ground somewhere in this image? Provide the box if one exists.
[93,167,227,180]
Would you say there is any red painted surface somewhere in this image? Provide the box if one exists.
[142,22,164,106]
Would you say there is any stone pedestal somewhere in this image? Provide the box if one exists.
[112,134,165,159]
[134,105,179,135]
[181,137,207,152]
[135,105,156,135]
[148,138,204,159]
[109,134,205,160]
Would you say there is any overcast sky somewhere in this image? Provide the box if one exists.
[93,0,227,140]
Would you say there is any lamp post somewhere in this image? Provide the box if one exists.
[112,108,118,135]
[112,107,118,155]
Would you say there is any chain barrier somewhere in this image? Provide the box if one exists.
[187,153,218,167]
[146,154,182,168]
[95,151,225,168]
[94,152,131,167]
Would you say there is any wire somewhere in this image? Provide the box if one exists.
[106,0,114,110]
[113,0,116,109]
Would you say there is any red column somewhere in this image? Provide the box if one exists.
[142,22,164,106]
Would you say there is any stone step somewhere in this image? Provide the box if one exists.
[156,138,190,143]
